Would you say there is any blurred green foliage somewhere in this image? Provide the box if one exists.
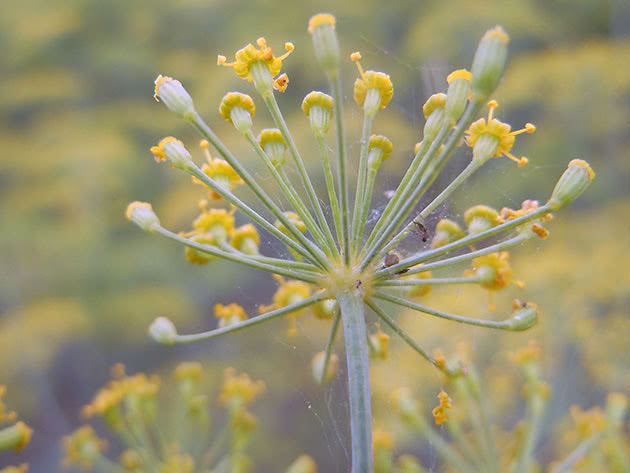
[0,0,629,471]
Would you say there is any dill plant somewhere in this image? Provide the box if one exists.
[127,13,594,473]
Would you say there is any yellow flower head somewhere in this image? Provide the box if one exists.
[465,100,535,167]
[307,13,336,35]
[432,390,452,425]
[369,324,390,360]
[510,339,541,366]
[62,426,107,470]
[150,136,184,163]
[301,91,334,117]
[174,362,203,383]
[372,428,393,451]
[464,204,500,234]
[194,154,244,200]
[260,275,312,336]
[192,208,235,240]
[368,135,393,161]
[214,303,248,328]
[153,75,176,101]
[446,69,472,85]
[466,251,521,291]
[0,385,17,424]
[218,37,294,84]
[160,454,195,473]
[570,405,606,438]
[352,52,393,111]
[230,224,260,254]
[219,92,256,123]
[422,93,447,119]
[218,368,265,407]
[184,234,217,265]
[431,218,465,249]
[82,372,160,418]
[498,199,552,224]
[401,269,433,298]
[274,211,306,234]
[258,128,286,149]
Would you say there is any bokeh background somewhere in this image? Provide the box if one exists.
[1,0,629,471]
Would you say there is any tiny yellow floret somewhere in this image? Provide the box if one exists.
[422,93,447,119]
[219,92,256,123]
[432,390,452,425]
[308,13,336,34]
[218,37,294,83]
[301,91,334,117]
[368,135,393,161]
[150,136,183,163]
[446,69,472,84]
[568,159,595,182]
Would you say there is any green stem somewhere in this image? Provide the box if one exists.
[243,130,329,251]
[365,298,437,367]
[372,290,517,331]
[362,140,430,253]
[382,160,483,254]
[376,276,485,288]
[378,233,531,279]
[511,390,545,473]
[316,135,343,248]
[329,73,351,265]
[218,242,319,272]
[351,113,374,255]
[155,227,320,283]
[187,112,330,270]
[336,291,373,473]
[263,93,339,258]
[356,152,382,256]
[377,205,551,277]
[321,308,341,384]
[172,292,327,344]
[548,433,603,473]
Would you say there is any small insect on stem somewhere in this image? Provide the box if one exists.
[382,252,409,275]
[412,220,429,242]
[355,279,362,289]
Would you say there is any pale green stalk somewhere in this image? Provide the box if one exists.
[376,275,485,288]
[336,291,373,473]
[377,205,551,277]
[445,412,489,473]
[171,293,327,344]
[362,102,483,269]
[372,291,520,331]
[548,434,603,473]
[383,159,484,254]
[355,150,383,255]
[511,388,545,473]
[351,113,374,255]
[320,308,341,384]
[316,135,343,246]
[187,112,330,269]
[243,130,329,251]
[262,93,339,257]
[329,73,351,264]
[155,227,320,284]
[218,242,318,272]
[361,140,430,252]
[365,298,436,367]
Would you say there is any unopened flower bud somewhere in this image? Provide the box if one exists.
[149,317,177,344]
[313,298,337,320]
[422,93,447,141]
[464,205,499,235]
[311,351,338,385]
[302,91,333,136]
[151,137,194,171]
[258,129,286,169]
[431,219,465,249]
[547,159,594,211]
[220,92,255,134]
[471,26,509,102]
[445,69,472,124]
[231,224,260,255]
[285,455,317,473]
[369,327,389,360]
[308,14,340,74]
[153,75,195,118]
[507,302,539,331]
[368,135,393,170]
[0,422,32,452]
[125,202,160,232]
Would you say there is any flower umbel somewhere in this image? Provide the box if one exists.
[129,15,594,473]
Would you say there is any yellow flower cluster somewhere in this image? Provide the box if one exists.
[431,390,452,425]
[218,367,266,408]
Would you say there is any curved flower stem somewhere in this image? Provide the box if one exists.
[262,93,339,258]
[362,102,483,269]
[316,135,343,247]
[377,205,551,277]
[187,112,330,270]
[217,242,319,272]
[321,308,341,384]
[329,73,351,265]
[382,159,484,254]
[548,434,603,473]
[155,227,320,284]
[243,130,329,252]
[372,290,517,330]
[171,292,327,344]
[365,298,438,368]
[351,113,374,255]
[355,156,381,257]
[336,290,373,473]
[511,382,546,473]
[376,276,485,288]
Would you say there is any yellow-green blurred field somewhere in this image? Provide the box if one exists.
[1,0,629,472]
